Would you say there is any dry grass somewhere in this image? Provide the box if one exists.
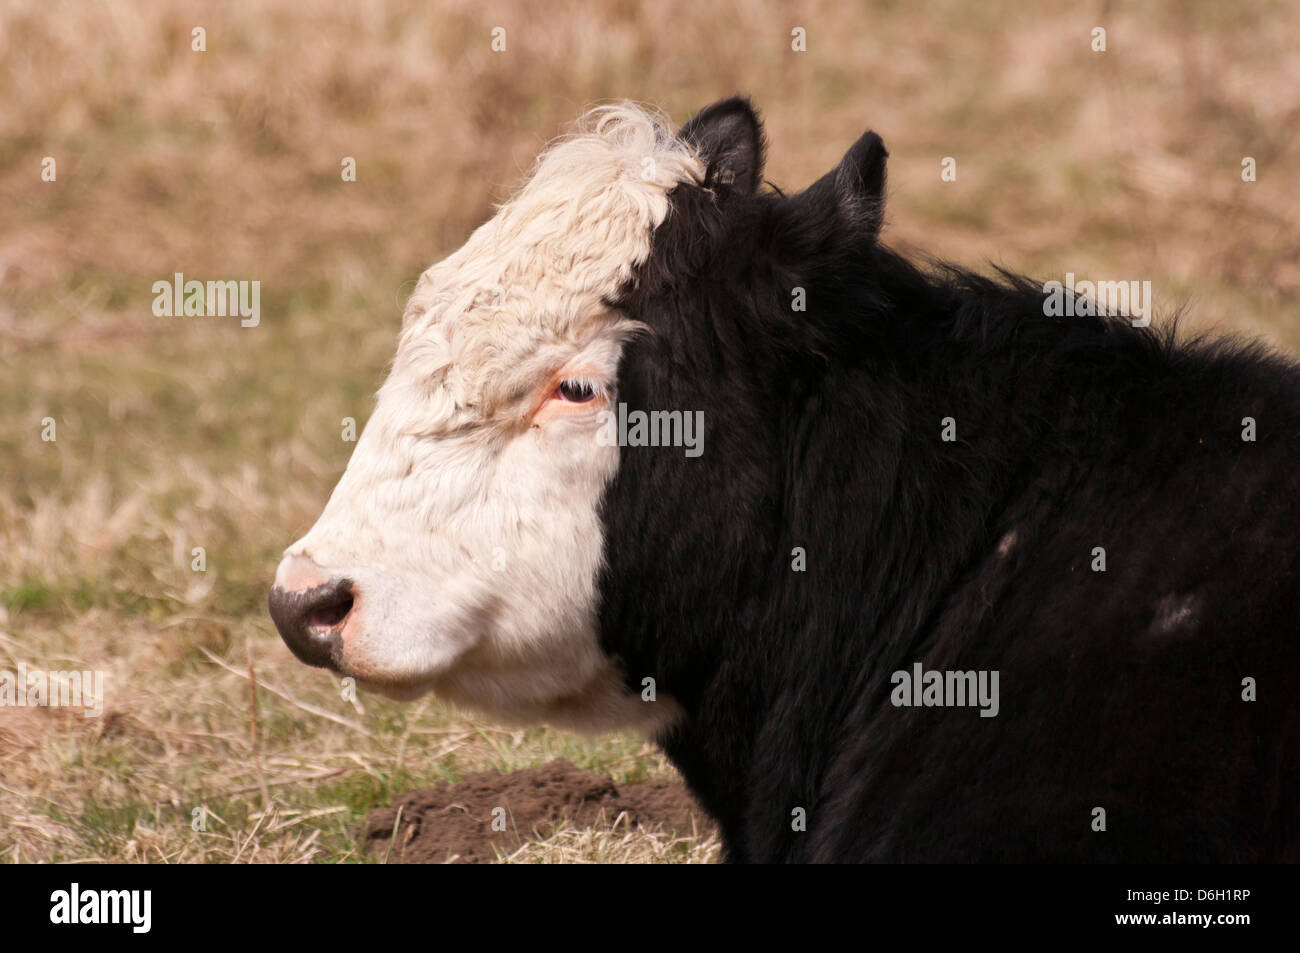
[1,0,1297,863]
[498,823,723,864]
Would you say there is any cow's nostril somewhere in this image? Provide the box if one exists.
[268,578,355,670]
[308,592,353,629]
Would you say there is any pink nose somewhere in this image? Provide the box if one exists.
[268,555,355,670]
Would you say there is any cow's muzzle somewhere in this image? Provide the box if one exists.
[268,567,355,670]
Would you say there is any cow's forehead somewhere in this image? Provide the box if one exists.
[388,105,704,424]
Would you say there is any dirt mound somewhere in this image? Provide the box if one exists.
[360,758,716,863]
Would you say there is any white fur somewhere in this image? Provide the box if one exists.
[277,104,703,731]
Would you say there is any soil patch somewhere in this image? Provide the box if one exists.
[360,758,716,863]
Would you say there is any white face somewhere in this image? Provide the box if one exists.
[271,105,703,732]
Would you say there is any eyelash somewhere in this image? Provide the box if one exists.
[555,378,603,403]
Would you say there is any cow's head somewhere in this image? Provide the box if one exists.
[269,97,888,731]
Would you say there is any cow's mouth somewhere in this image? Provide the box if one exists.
[352,675,436,702]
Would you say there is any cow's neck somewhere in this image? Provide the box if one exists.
[601,248,1077,860]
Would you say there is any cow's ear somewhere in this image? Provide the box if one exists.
[834,130,888,237]
[677,97,765,194]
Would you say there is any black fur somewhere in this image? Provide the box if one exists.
[597,98,1300,862]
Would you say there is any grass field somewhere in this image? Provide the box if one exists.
[1,0,1297,862]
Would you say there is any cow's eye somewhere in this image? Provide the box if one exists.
[556,379,599,403]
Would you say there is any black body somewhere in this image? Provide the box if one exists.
[597,98,1300,862]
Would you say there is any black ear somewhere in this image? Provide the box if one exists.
[833,130,888,236]
[677,97,765,194]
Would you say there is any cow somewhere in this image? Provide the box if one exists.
[269,97,1300,862]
